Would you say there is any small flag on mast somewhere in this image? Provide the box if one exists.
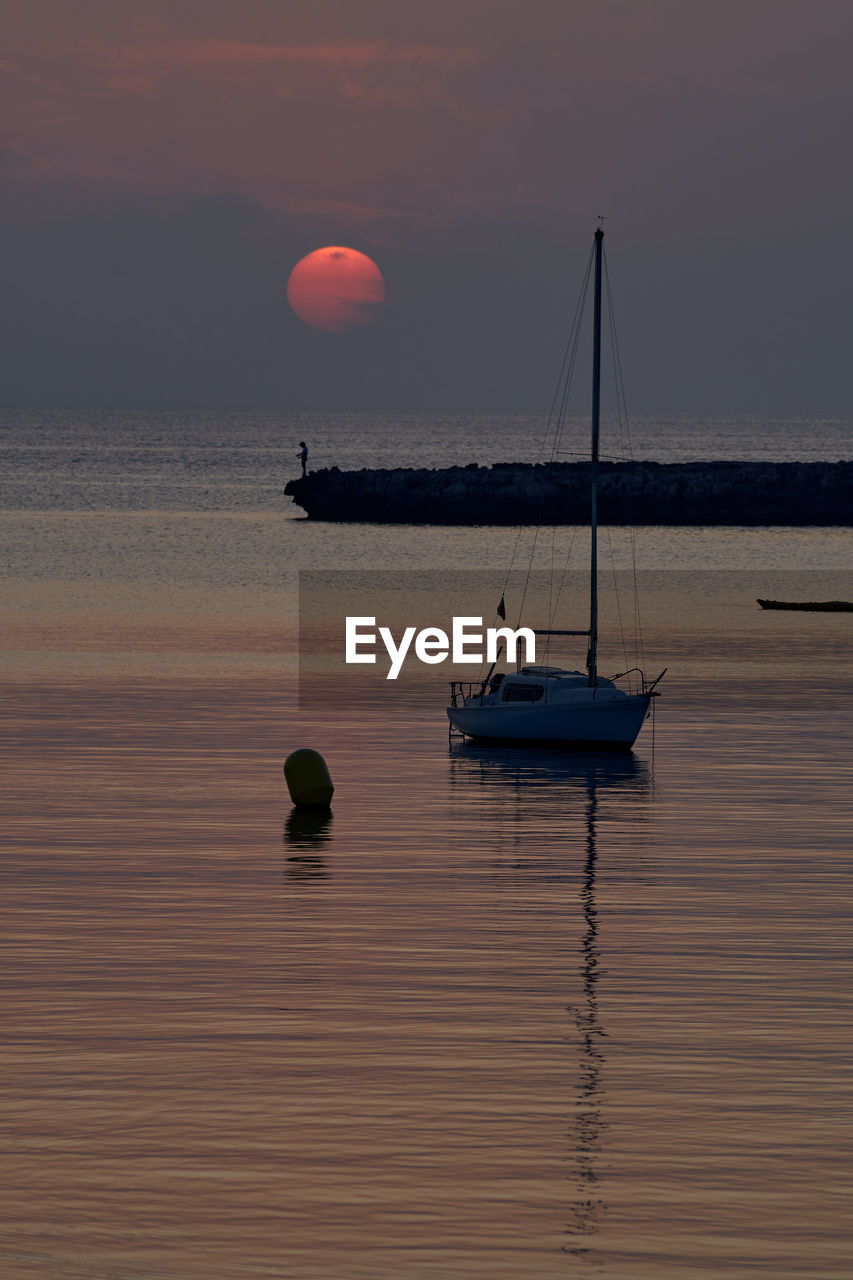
[497,593,506,620]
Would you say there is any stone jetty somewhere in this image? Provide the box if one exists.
[284,460,852,525]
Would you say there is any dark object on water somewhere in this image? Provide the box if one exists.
[284,748,334,807]
[757,598,853,612]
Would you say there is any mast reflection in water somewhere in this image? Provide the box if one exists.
[448,745,652,1264]
[565,768,606,1259]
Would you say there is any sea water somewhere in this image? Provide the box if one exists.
[2,409,852,1278]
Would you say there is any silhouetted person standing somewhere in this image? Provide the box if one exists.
[297,441,308,476]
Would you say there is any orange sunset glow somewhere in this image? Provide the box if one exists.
[287,247,385,333]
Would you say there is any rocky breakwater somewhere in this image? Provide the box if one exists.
[284,460,852,525]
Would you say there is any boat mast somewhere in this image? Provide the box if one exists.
[587,225,603,687]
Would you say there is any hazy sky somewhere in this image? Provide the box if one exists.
[3,0,853,410]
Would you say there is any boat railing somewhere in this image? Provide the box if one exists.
[449,680,488,708]
[608,666,668,697]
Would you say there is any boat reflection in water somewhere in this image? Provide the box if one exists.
[448,744,652,1262]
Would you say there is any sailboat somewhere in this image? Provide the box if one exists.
[446,226,665,750]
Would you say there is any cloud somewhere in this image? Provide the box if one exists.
[145,37,478,71]
[1,36,480,101]
[3,1,853,255]
[0,33,490,226]
[0,56,64,96]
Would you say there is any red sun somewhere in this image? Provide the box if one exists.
[287,246,385,333]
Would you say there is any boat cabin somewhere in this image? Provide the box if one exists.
[450,666,617,710]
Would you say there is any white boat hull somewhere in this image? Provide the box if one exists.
[446,691,651,750]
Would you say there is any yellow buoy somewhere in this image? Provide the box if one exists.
[284,748,334,808]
